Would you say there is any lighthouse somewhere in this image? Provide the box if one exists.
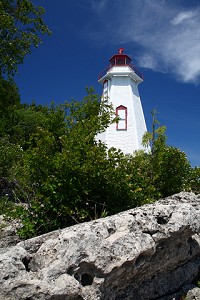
[97,48,148,154]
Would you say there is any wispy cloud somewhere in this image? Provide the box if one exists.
[88,0,200,84]
[171,10,198,26]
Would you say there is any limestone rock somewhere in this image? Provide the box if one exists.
[185,286,200,299]
[0,215,21,248]
[0,192,200,300]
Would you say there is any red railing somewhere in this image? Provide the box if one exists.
[98,63,143,81]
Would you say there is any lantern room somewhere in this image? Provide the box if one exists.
[109,48,131,67]
[98,48,143,82]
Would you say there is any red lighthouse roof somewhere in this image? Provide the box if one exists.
[98,48,143,81]
[109,48,132,66]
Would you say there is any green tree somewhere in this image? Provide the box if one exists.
[9,102,66,149]
[8,89,155,238]
[0,75,21,136]
[0,136,23,178]
[0,136,23,213]
[5,97,198,239]
[9,89,118,237]
[0,0,51,77]
[189,166,200,194]
[143,110,192,197]
[124,151,161,205]
[153,146,191,196]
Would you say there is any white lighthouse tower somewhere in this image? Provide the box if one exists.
[97,48,148,154]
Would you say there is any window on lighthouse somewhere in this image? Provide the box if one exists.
[103,80,108,99]
[116,105,127,130]
[103,80,108,93]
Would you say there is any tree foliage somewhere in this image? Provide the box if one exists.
[0,0,51,77]
[0,92,197,238]
[0,75,21,135]
[143,110,193,197]
[189,166,200,194]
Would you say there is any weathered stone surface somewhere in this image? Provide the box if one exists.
[185,286,200,299]
[0,215,21,248]
[0,192,200,300]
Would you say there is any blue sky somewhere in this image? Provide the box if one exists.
[15,0,200,166]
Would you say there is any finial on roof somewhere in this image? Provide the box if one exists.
[118,48,124,54]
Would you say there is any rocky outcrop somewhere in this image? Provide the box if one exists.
[0,192,200,300]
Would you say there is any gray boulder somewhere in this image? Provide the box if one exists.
[0,192,200,300]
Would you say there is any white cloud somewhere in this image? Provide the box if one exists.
[137,54,158,70]
[171,10,198,26]
[89,0,200,84]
